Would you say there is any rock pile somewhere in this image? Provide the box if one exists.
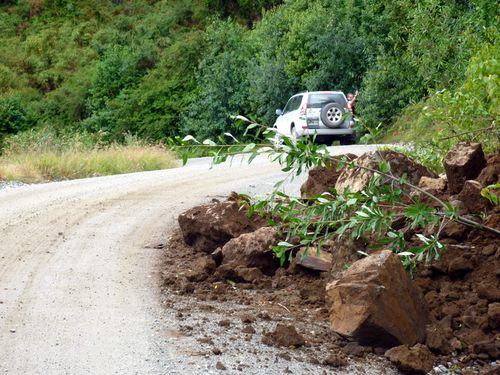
[170,143,499,374]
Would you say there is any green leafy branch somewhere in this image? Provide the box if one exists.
[174,119,499,272]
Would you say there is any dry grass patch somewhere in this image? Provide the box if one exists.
[0,145,178,183]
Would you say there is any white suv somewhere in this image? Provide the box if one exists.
[273,91,356,145]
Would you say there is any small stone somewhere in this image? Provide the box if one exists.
[242,325,256,334]
[215,361,226,370]
[478,284,500,302]
[419,176,447,192]
[295,247,333,272]
[212,348,222,355]
[385,344,436,374]
[9,329,15,333]
[343,342,369,357]
[262,324,305,348]
[488,303,500,329]
[323,351,347,367]
[482,245,497,257]
[441,221,468,240]
[218,319,231,327]
[448,256,473,278]
[434,364,448,374]
[240,314,255,324]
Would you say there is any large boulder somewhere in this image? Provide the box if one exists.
[300,154,357,198]
[178,193,264,253]
[335,151,437,194]
[221,227,280,276]
[325,250,429,348]
[443,142,486,194]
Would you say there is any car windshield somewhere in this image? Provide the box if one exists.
[308,93,346,108]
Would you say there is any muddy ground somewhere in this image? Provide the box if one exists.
[159,146,500,374]
[160,226,499,375]
[159,230,400,374]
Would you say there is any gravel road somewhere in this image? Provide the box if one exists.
[0,145,392,374]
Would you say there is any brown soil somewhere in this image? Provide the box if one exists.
[160,146,499,374]
[161,226,499,374]
[160,230,398,374]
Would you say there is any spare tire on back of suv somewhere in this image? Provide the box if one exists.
[321,102,344,128]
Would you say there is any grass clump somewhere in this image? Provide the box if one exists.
[0,128,177,183]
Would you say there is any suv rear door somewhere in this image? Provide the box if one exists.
[306,93,347,128]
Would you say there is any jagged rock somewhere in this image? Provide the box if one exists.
[441,221,469,240]
[477,152,500,186]
[458,180,491,213]
[323,350,347,367]
[185,256,216,282]
[325,250,428,347]
[418,176,447,192]
[425,324,452,355]
[472,340,500,359]
[214,264,266,284]
[447,256,474,278]
[221,227,280,276]
[478,283,500,302]
[330,239,365,277]
[300,154,357,198]
[296,247,332,272]
[262,324,305,347]
[335,150,437,194]
[488,303,500,329]
[443,142,486,194]
[178,193,264,253]
[385,344,436,374]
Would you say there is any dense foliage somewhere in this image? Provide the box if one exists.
[0,0,498,148]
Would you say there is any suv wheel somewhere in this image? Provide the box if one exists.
[321,103,344,128]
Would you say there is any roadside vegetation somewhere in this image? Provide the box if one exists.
[1,1,497,139]
[0,0,497,180]
[0,128,176,182]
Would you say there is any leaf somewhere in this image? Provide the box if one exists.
[397,252,415,257]
[378,160,391,173]
[223,133,239,143]
[355,210,369,218]
[346,198,357,206]
[232,115,251,123]
[242,143,256,153]
[182,135,199,143]
[202,139,216,146]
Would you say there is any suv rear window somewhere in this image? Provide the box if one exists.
[308,93,346,108]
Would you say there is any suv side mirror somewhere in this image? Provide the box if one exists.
[275,109,283,116]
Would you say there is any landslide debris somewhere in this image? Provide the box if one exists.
[162,143,499,374]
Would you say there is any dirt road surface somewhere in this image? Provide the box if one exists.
[0,145,392,374]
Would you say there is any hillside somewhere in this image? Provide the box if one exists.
[0,0,498,149]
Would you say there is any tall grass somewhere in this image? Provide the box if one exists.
[0,128,178,183]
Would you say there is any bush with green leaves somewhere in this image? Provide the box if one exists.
[178,120,499,274]
[0,0,496,146]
